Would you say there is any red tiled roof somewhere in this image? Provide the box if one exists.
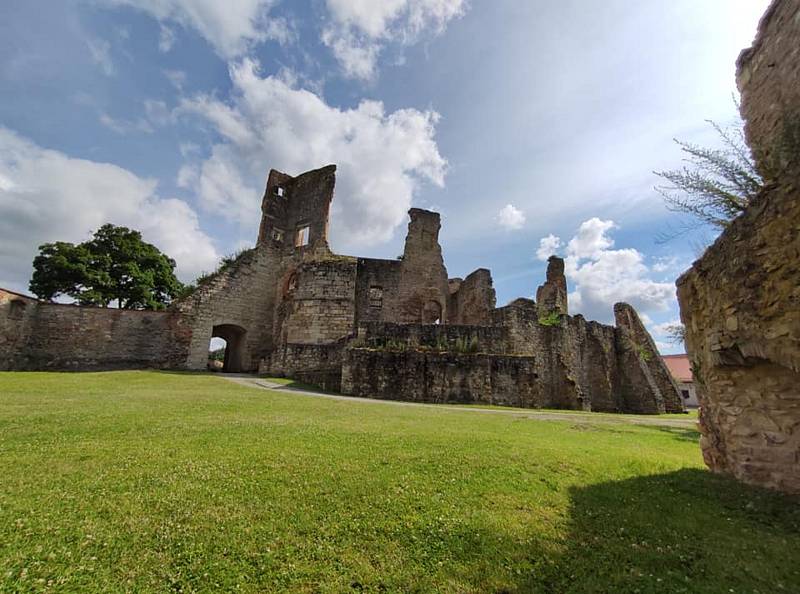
[662,354,693,383]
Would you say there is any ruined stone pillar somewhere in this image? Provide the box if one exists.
[535,256,568,317]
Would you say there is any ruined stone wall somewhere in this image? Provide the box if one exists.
[736,0,800,179]
[447,268,496,325]
[387,209,450,324]
[489,294,678,413]
[264,342,345,392]
[281,257,358,345]
[677,0,800,494]
[1,290,39,370]
[536,256,568,317]
[355,321,511,354]
[174,247,282,372]
[615,303,685,413]
[353,258,401,324]
[258,165,336,254]
[1,290,188,371]
[341,349,539,407]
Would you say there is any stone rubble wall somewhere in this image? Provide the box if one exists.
[341,349,539,407]
[677,0,800,493]
[447,268,496,325]
[281,257,358,345]
[173,247,282,372]
[355,321,511,354]
[736,0,800,180]
[1,289,188,371]
[536,256,569,317]
[264,342,345,392]
[614,303,685,413]
[389,209,451,324]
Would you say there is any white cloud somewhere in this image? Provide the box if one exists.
[496,204,525,230]
[159,24,176,52]
[87,38,115,76]
[163,69,187,91]
[537,218,676,323]
[322,0,467,79]
[99,113,154,135]
[536,233,562,261]
[176,163,199,188]
[179,59,447,249]
[0,128,219,291]
[566,217,616,259]
[101,0,287,58]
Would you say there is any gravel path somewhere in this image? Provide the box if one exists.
[220,374,698,429]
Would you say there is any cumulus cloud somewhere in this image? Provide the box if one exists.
[0,128,219,292]
[179,59,447,249]
[496,204,525,230]
[101,0,288,58]
[536,233,562,260]
[322,0,467,79]
[536,218,676,323]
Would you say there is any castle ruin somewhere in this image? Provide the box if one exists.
[1,164,682,414]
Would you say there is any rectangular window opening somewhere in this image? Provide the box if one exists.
[275,186,286,197]
[272,228,284,242]
[295,225,310,248]
[369,286,383,308]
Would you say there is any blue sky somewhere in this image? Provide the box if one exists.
[0,0,770,352]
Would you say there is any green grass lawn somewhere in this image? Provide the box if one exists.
[1,372,797,593]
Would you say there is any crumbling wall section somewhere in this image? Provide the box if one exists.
[264,342,345,392]
[387,209,450,324]
[173,247,282,371]
[536,256,568,317]
[614,303,685,413]
[1,290,36,370]
[354,258,401,324]
[677,0,800,494]
[341,349,539,407]
[448,268,496,325]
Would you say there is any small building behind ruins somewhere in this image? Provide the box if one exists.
[1,164,682,414]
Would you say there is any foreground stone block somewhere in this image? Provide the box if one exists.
[677,0,800,494]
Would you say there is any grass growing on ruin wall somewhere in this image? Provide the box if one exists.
[1,371,798,592]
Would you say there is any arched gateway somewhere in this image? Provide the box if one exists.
[211,324,247,373]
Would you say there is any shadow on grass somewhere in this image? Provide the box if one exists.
[649,425,701,443]
[515,469,800,593]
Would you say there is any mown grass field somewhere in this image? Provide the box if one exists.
[1,371,798,593]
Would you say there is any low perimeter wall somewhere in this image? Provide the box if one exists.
[1,290,190,371]
[341,348,539,407]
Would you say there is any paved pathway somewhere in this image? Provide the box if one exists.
[220,374,698,429]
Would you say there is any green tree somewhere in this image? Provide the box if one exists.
[29,224,184,310]
[654,119,763,242]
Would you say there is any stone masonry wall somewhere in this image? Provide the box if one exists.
[174,247,282,372]
[1,289,188,371]
[447,268,496,325]
[615,303,685,413]
[281,257,358,345]
[677,0,800,493]
[341,349,539,407]
[389,209,451,324]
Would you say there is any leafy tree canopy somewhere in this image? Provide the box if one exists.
[29,224,184,310]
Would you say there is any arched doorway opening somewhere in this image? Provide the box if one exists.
[422,300,442,325]
[210,324,247,373]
